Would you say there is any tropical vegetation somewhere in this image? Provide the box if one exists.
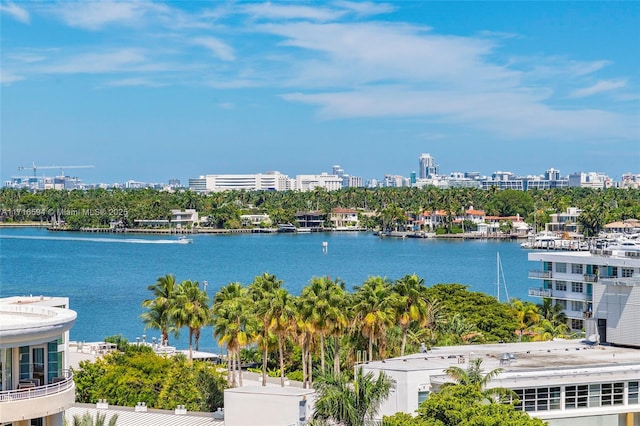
[72,339,226,411]
[1,186,637,236]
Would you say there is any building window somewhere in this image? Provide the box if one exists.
[571,282,583,293]
[418,391,429,404]
[571,319,583,330]
[629,381,639,404]
[556,263,567,273]
[555,281,567,291]
[513,387,560,412]
[556,299,567,309]
[622,268,634,278]
[571,301,584,312]
[571,264,583,274]
[565,385,588,409]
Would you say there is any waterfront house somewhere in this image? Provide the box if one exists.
[170,209,199,229]
[294,210,326,229]
[329,207,360,229]
[0,296,77,426]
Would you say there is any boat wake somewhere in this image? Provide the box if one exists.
[0,235,190,244]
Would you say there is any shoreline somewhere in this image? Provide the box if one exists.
[1,223,527,240]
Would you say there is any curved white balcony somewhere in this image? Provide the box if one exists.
[0,370,75,423]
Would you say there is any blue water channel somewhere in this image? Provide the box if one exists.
[0,227,537,353]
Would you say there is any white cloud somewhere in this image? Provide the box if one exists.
[333,1,395,17]
[0,70,24,84]
[281,87,637,141]
[104,77,165,88]
[42,49,149,74]
[193,37,235,61]
[241,2,346,21]
[0,1,30,24]
[568,80,627,98]
[51,1,169,30]
[217,102,235,109]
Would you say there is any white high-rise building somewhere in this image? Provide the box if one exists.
[418,153,439,179]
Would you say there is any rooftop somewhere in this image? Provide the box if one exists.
[363,339,640,378]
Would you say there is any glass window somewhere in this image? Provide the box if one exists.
[622,268,634,278]
[571,301,584,311]
[418,391,429,404]
[571,282,583,293]
[571,319,583,330]
[556,263,567,273]
[571,264,584,274]
[19,346,30,380]
[629,381,639,404]
[555,281,567,291]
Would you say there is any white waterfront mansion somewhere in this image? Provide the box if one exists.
[0,296,77,426]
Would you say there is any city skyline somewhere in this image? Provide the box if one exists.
[1,1,639,184]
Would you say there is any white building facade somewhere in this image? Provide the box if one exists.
[527,245,640,340]
[362,340,640,426]
[0,296,77,426]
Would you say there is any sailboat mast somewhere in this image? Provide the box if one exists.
[496,252,500,302]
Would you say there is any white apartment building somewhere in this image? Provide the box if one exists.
[362,340,640,426]
[189,171,292,193]
[0,296,77,426]
[527,243,640,340]
[292,173,342,192]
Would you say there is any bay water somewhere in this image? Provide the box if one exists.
[0,227,535,353]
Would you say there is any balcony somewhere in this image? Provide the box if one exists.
[583,274,598,283]
[0,370,75,424]
[529,270,552,279]
[528,288,552,297]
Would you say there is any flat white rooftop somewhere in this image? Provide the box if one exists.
[363,339,640,383]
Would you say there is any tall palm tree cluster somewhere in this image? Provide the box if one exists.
[141,273,439,389]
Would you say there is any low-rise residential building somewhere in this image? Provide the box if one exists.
[361,339,640,426]
[0,296,77,426]
[329,208,360,229]
[170,209,199,228]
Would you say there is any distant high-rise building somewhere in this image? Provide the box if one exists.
[544,168,561,181]
[418,153,439,179]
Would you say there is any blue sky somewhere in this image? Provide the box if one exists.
[1,1,639,185]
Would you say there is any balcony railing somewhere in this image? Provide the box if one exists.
[0,370,73,402]
[528,288,552,297]
[529,270,552,279]
[583,274,598,283]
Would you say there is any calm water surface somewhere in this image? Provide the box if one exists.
[0,227,536,353]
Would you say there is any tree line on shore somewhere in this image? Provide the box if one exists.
[139,273,571,390]
[73,272,556,424]
[1,186,638,235]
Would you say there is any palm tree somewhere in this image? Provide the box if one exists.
[538,298,567,328]
[313,366,392,426]
[70,411,118,426]
[212,282,254,387]
[170,280,210,360]
[249,273,283,386]
[352,276,395,362]
[511,299,541,341]
[265,288,297,387]
[299,277,345,376]
[141,274,177,345]
[391,274,438,356]
[533,318,571,341]
[444,358,513,403]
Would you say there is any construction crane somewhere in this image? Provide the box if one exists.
[18,162,95,177]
